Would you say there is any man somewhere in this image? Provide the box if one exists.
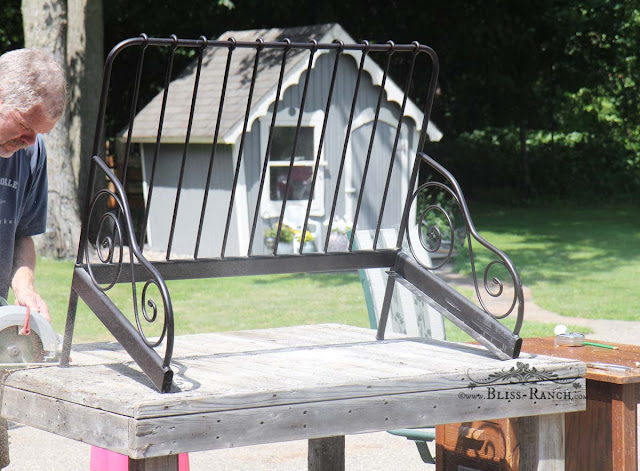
[0,49,67,322]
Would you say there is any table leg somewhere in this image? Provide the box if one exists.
[611,383,637,471]
[128,455,179,471]
[0,418,9,469]
[518,413,565,471]
[308,435,345,471]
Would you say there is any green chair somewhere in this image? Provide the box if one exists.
[354,228,445,465]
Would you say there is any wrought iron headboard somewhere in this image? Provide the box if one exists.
[60,33,524,392]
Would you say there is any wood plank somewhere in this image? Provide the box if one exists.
[518,414,566,471]
[0,418,8,469]
[565,379,613,470]
[537,414,565,471]
[3,331,586,421]
[1,385,132,454]
[4,348,584,420]
[523,337,640,385]
[611,382,637,471]
[127,379,584,458]
[2,377,584,458]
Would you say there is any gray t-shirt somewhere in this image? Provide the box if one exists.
[0,134,48,298]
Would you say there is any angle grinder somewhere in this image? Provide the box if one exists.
[0,297,59,364]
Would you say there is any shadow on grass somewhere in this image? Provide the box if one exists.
[451,205,640,319]
[456,206,640,283]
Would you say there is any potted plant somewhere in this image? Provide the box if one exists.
[264,224,298,253]
[324,217,351,251]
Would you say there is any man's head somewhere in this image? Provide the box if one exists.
[0,49,67,158]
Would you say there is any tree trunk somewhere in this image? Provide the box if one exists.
[67,0,103,211]
[22,0,82,258]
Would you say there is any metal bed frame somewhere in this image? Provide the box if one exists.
[60,33,524,393]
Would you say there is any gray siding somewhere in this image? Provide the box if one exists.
[141,143,240,257]
[243,52,415,253]
[140,52,418,257]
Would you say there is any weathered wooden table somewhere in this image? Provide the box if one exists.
[0,325,586,470]
[523,337,640,471]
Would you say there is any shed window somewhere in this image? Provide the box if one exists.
[268,126,316,202]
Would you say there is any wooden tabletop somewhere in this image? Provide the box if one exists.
[0,325,586,459]
[523,337,640,384]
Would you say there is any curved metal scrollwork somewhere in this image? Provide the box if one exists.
[407,152,524,335]
[407,181,462,271]
[84,189,125,291]
[83,156,174,364]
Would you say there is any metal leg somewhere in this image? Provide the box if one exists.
[376,276,396,340]
[60,288,79,367]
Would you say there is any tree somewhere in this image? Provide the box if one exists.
[21,0,103,258]
[67,0,104,209]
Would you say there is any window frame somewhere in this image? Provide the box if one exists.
[260,109,325,218]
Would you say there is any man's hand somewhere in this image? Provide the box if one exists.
[11,236,50,322]
[12,286,50,322]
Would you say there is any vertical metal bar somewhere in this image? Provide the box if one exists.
[247,39,291,256]
[375,276,396,340]
[299,43,342,251]
[416,50,440,154]
[274,42,317,255]
[120,41,147,189]
[194,38,235,259]
[348,44,394,251]
[106,39,147,256]
[396,49,440,249]
[221,39,264,258]
[166,37,207,260]
[324,41,370,253]
[138,36,179,251]
[373,44,419,250]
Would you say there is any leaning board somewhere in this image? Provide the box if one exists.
[1,324,585,459]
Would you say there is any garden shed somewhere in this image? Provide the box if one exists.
[125,23,442,256]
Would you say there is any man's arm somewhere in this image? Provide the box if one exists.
[11,236,50,321]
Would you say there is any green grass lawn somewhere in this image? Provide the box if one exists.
[456,204,640,321]
[30,203,631,343]
[26,260,372,342]
[28,252,586,343]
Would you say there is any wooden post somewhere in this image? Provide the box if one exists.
[128,455,179,471]
[0,418,9,469]
[611,383,637,471]
[519,414,565,471]
[0,370,11,469]
[308,436,345,471]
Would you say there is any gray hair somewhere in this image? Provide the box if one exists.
[0,49,67,121]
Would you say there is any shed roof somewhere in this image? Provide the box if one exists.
[128,23,442,144]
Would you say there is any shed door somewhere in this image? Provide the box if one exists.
[348,119,408,232]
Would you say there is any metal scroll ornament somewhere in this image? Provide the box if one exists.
[84,158,173,352]
[406,152,524,335]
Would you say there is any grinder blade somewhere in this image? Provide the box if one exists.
[0,327,44,363]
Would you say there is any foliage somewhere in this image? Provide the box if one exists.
[425,127,638,204]
[264,223,314,243]
[0,0,22,53]
[4,0,640,202]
